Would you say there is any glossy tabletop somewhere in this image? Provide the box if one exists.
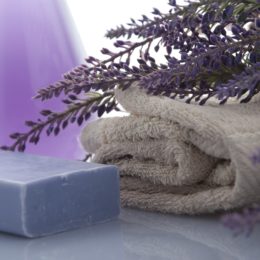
[0,208,259,260]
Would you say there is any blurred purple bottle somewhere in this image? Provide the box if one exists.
[0,0,86,159]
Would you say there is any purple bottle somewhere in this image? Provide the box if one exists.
[0,0,85,159]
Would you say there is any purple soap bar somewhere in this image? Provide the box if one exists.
[0,151,120,238]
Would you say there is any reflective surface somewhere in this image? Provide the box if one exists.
[0,0,85,159]
[0,209,259,260]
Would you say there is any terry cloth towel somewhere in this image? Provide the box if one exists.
[80,83,260,214]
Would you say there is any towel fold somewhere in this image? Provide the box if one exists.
[80,83,260,214]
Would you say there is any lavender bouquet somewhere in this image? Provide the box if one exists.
[2,0,260,233]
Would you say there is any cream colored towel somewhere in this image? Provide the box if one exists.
[80,83,260,214]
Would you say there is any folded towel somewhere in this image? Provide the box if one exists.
[80,83,260,214]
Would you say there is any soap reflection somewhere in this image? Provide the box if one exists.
[0,221,124,260]
[0,209,259,260]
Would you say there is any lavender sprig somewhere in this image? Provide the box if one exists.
[35,37,153,101]
[1,92,114,152]
[216,63,260,104]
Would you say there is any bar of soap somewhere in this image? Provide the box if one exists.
[0,151,120,238]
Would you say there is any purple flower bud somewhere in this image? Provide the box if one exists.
[85,56,96,64]
[180,52,188,60]
[152,8,161,15]
[242,31,250,38]
[97,104,106,117]
[223,5,234,20]
[168,0,176,6]
[166,46,172,55]
[91,105,98,113]
[201,25,210,35]
[114,40,125,47]
[235,52,242,63]
[101,48,109,54]
[202,11,215,24]
[231,25,242,35]
[132,66,140,73]
[210,34,220,44]
[130,18,136,24]
[226,56,235,66]
[221,28,227,36]
[112,63,122,70]
[154,44,160,52]
[202,13,209,24]
[250,52,257,63]
[142,15,149,21]
[255,18,260,29]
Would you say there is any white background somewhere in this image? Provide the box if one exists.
[66,0,170,57]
